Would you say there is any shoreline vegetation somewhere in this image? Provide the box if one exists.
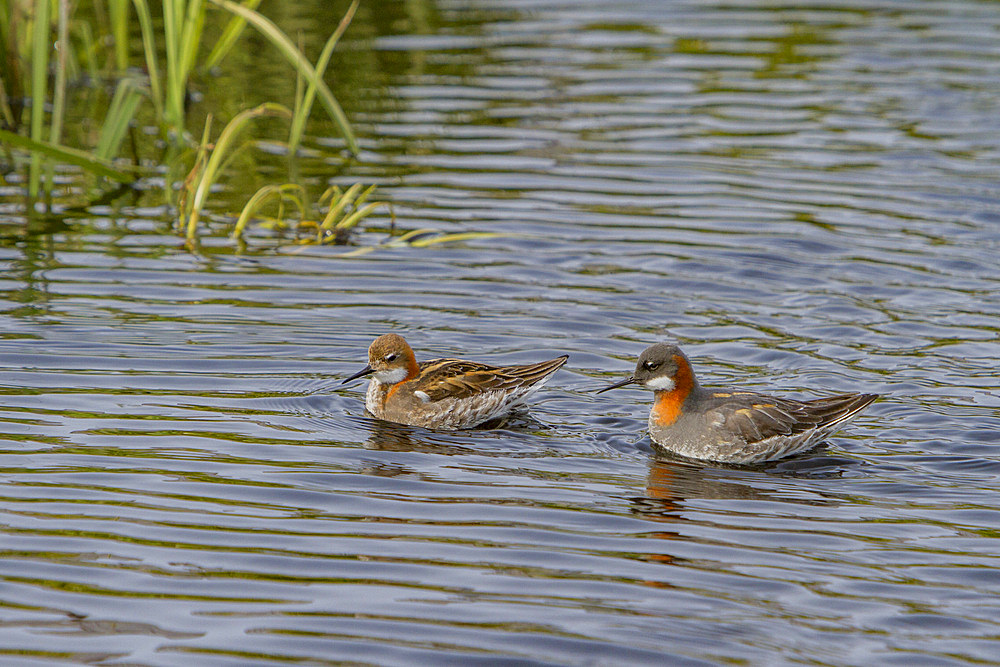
[0,0,392,249]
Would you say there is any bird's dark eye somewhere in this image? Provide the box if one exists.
[385,353,398,362]
[643,360,660,371]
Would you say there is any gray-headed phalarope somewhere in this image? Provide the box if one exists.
[596,343,878,464]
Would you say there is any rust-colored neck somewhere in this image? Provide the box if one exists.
[384,352,420,404]
[404,352,420,382]
[651,354,695,427]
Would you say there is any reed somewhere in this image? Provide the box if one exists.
[320,184,379,232]
[130,0,164,126]
[27,0,51,199]
[231,183,308,239]
[209,0,358,156]
[0,127,134,182]
[181,102,292,241]
[2,0,360,223]
[288,0,357,155]
[230,181,386,247]
[0,0,452,259]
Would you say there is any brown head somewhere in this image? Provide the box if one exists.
[342,333,420,386]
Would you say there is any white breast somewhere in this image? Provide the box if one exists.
[365,379,385,416]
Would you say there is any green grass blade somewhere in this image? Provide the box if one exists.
[96,78,145,161]
[0,3,24,129]
[332,200,383,233]
[332,230,507,258]
[288,0,357,154]
[408,232,506,247]
[232,183,305,238]
[130,0,163,126]
[318,185,341,206]
[162,0,188,130]
[178,0,205,94]
[71,20,100,83]
[208,0,358,155]
[43,0,70,197]
[178,114,213,230]
[203,0,264,70]
[387,228,440,245]
[185,102,291,240]
[381,229,507,248]
[319,182,361,230]
[292,32,305,145]
[28,0,52,198]
[49,0,69,146]
[0,128,136,182]
[350,182,377,210]
[108,0,129,70]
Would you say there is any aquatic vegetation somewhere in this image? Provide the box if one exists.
[228,183,505,254]
[218,0,357,156]
[180,102,292,241]
[335,228,508,257]
[229,180,386,247]
[1,0,361,248]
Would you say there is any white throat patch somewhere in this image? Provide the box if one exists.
[374,367,408,384]
[644,375,676,391]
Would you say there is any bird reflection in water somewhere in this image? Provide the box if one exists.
[635,453,847,520]
[629,454,846,577]
[358,408,552,454]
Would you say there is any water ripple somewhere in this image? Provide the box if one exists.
[4,0,1000,663]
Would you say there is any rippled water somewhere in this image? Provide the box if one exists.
[4,0,1000,663]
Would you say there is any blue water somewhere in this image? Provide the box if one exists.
[3,0,1000,663]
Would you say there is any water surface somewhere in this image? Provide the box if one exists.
[3,0,1000,663]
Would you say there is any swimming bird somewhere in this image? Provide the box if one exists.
[343,333,568,429]
[596,343,878,464]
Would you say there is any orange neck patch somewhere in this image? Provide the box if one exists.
[384,356,420,405]
[651,354,694,427]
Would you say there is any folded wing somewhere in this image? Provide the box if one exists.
[419,356,568,402]
[718,392,878,444]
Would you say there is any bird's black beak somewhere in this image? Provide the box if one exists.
[342,364,375,384]
[594,376,637,394]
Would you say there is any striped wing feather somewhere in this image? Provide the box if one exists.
[720,392,878,444]
[418,356,568,402]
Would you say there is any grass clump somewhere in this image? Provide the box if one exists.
[231,182,386,248]
[1,0,366,250]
